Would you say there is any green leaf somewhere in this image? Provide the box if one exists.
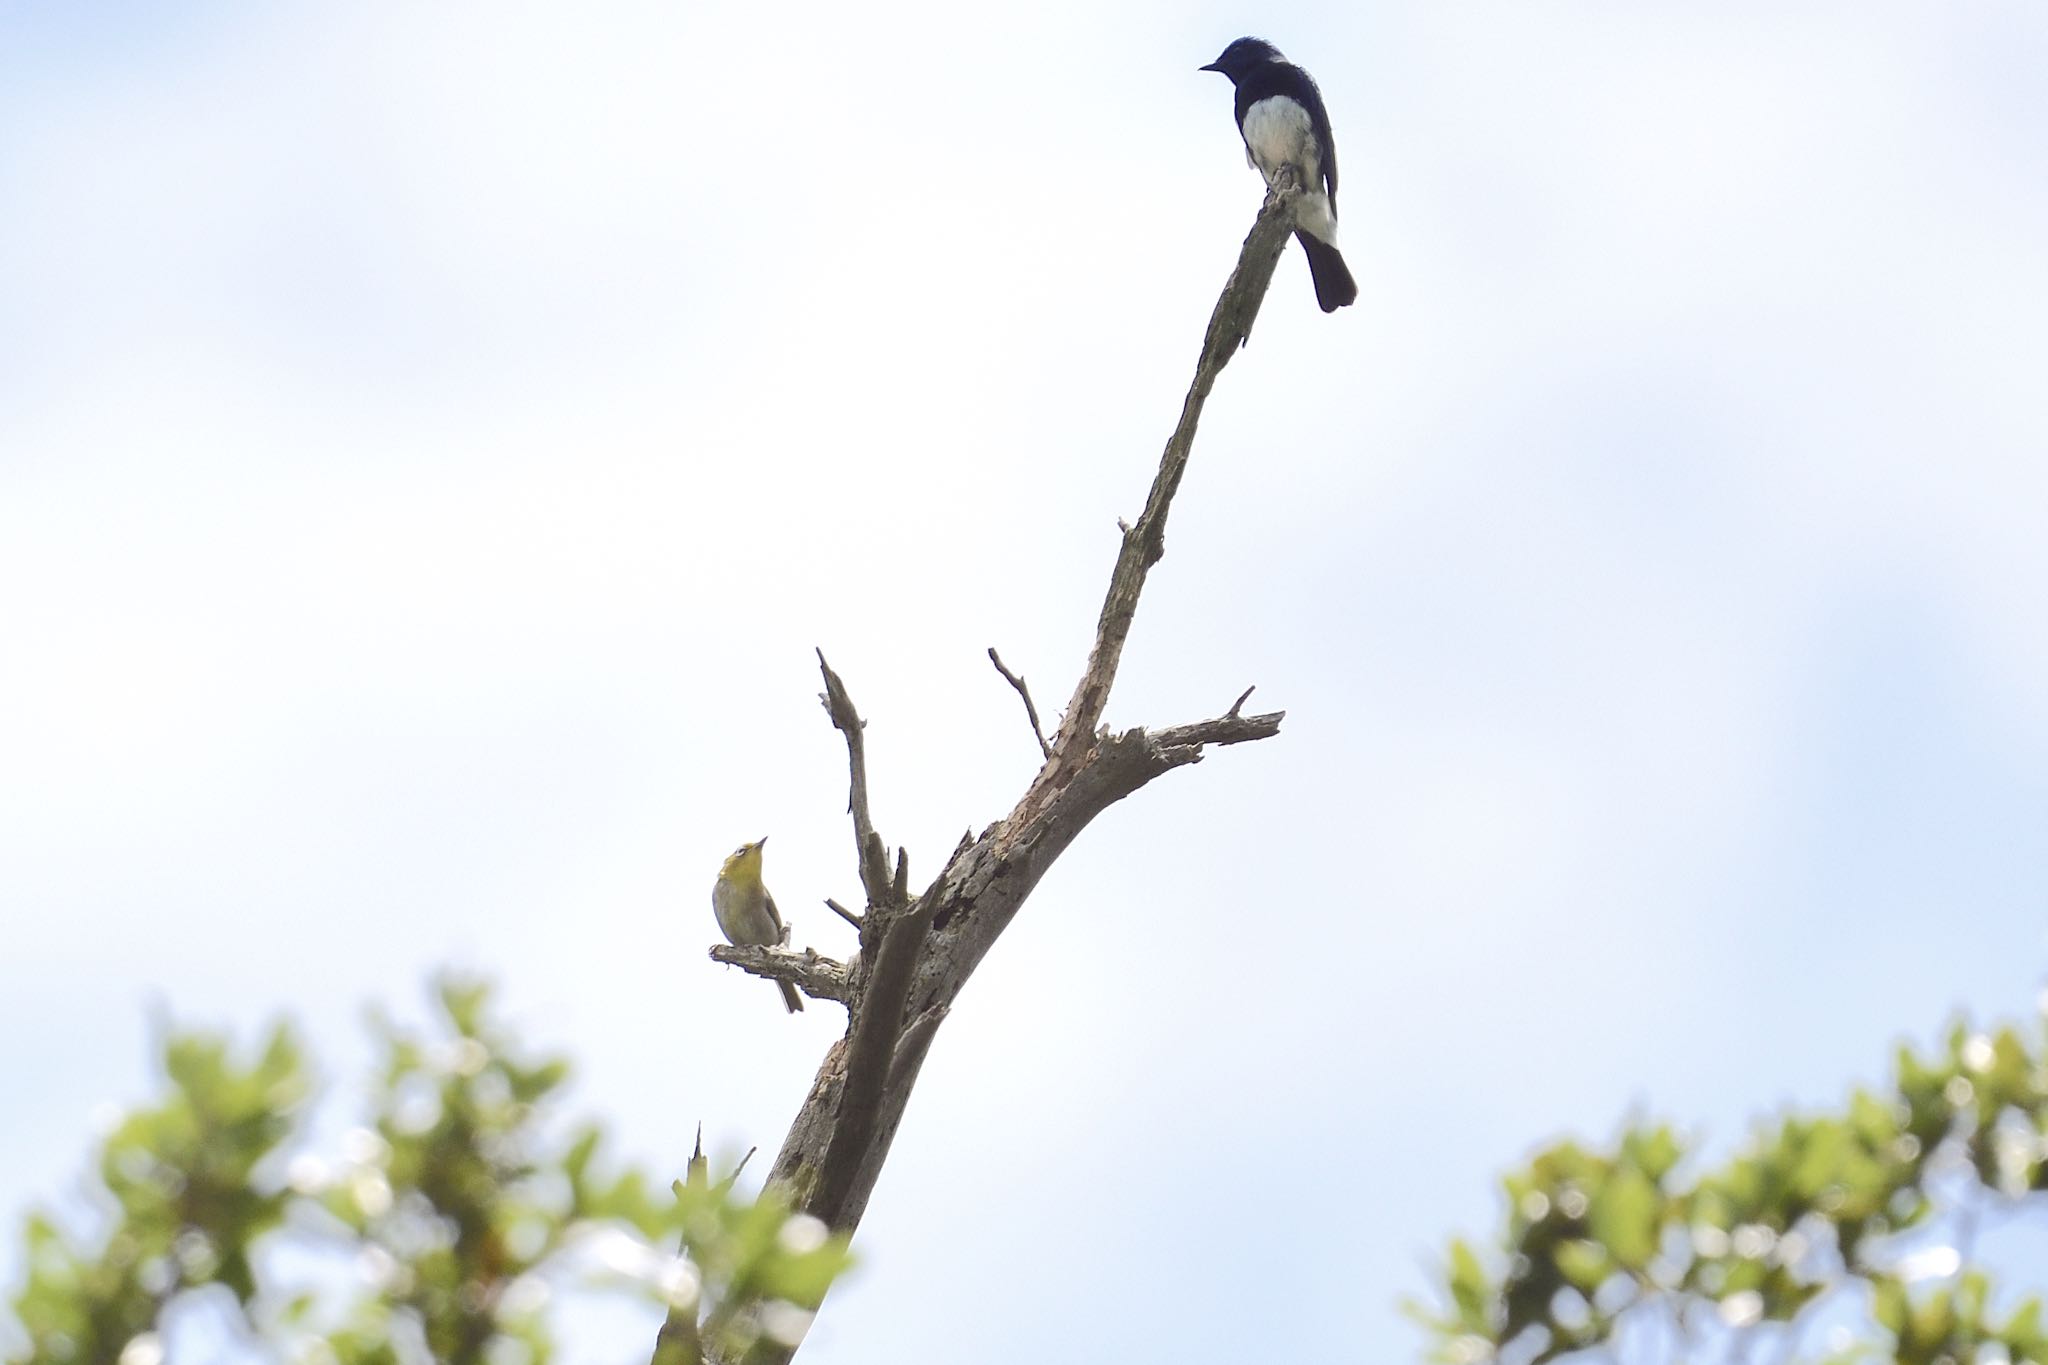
[1872,1275,1908,1333]
[2001,1296,2046,1354]
[1588,1164,1661,1272]
[1625,1125,1685,1184]
[563,1125,603,1188]
[1553,1239,1612,1293]
[1446,1238,1492,1335]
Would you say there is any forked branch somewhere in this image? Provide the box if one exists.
[665,174,1305,1365]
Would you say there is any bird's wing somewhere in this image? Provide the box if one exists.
[766,890,789,943]
[1280,63,1340,205]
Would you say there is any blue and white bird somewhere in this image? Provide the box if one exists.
[1200,37,1359,313]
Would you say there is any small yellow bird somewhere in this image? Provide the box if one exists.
[712,838,803,1013]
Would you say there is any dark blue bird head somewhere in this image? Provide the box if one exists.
[1199,37,1285,82]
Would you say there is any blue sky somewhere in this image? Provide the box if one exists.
[3,2,2045,1361]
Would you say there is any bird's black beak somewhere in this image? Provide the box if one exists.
[1198,61,1221,72]
[757,836,769,848]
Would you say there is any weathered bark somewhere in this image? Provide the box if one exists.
[655,170,1306,1364]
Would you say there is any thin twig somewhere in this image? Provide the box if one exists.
[824,898,862,930]
[1227,685,1255,718]
[988,648,1053,760]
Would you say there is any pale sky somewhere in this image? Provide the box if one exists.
[4,3,2046,1362]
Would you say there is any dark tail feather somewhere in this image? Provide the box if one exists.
[1296,231,1358,313]
[779,979,804,1013]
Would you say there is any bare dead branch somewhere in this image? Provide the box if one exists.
[1050,171,1302,757]
[812,889,936,1224]
[817,649,893,907]
[887,1008,946,1092]
[708,944,852,1005]
[1227,685,1256,718]
[659,181,1301,1365]
[824,898,862,930]
[988,647,1053,760]
[1151,707,1286,752]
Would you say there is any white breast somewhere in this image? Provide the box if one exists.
[1241,97,1319,187]
[1240,96,1337,242]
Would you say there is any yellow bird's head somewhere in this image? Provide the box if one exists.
[719,837,768,887]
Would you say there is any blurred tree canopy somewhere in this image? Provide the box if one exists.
[4,978,849,1365]
[23,983,2048,1365]
[1416,1011,2048,1365]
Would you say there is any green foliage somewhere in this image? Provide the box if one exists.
[1414,1016,2048,1364]
[11,1023,308,1364]
[653,1141,855,1365]
[5,977,852,1365]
